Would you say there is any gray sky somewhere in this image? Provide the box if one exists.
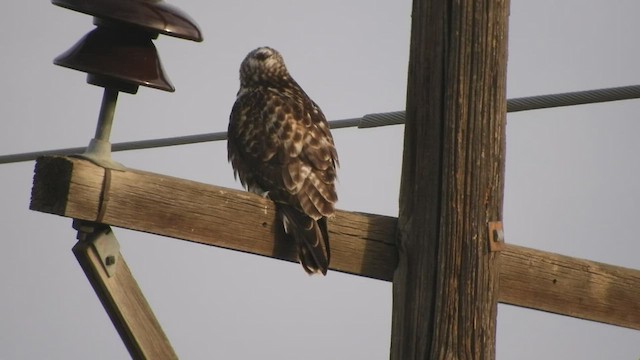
[1,1,639,359]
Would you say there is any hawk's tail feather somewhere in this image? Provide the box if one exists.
[278,205,330,275]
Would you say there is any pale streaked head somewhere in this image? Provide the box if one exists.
[239,47,291,88]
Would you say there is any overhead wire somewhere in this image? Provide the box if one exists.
[2,84,640,164]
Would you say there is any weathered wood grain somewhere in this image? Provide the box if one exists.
[30,156,640,330]
[391,0,510,358]
[31,156,398,281]
[73,231,177,359]
[500,244,640,330]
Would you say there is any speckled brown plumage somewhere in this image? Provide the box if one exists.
[227,47,338,275]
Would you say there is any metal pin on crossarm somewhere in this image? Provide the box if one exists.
[80,88,122,169]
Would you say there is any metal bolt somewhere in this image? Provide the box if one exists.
[105,255,116,266]
[493,229,504,243]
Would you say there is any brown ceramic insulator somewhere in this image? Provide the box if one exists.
[51,0,203,42]
[54,27,175,93]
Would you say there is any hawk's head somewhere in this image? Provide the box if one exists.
[239,47,291,88]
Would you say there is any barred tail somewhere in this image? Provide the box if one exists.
[278,205,330,275]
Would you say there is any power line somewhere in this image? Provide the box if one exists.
[357,85,640,127]
[0,119,365,164]
[3,84,640,165]
[506,84,640,112]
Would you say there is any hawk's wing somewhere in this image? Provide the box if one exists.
[228,87,338,218]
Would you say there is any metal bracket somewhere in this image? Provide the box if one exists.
[73,220,120,277]
[91,227,120,277]
[488,221,505,252]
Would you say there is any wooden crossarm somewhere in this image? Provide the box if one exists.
[30,155,398,280]
[30,156,640,330]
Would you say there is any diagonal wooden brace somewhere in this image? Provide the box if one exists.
[72,220,177,359]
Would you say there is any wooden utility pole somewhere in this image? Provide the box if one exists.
[392,0,509,358]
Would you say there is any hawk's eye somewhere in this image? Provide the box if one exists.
[254,51,270,61]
